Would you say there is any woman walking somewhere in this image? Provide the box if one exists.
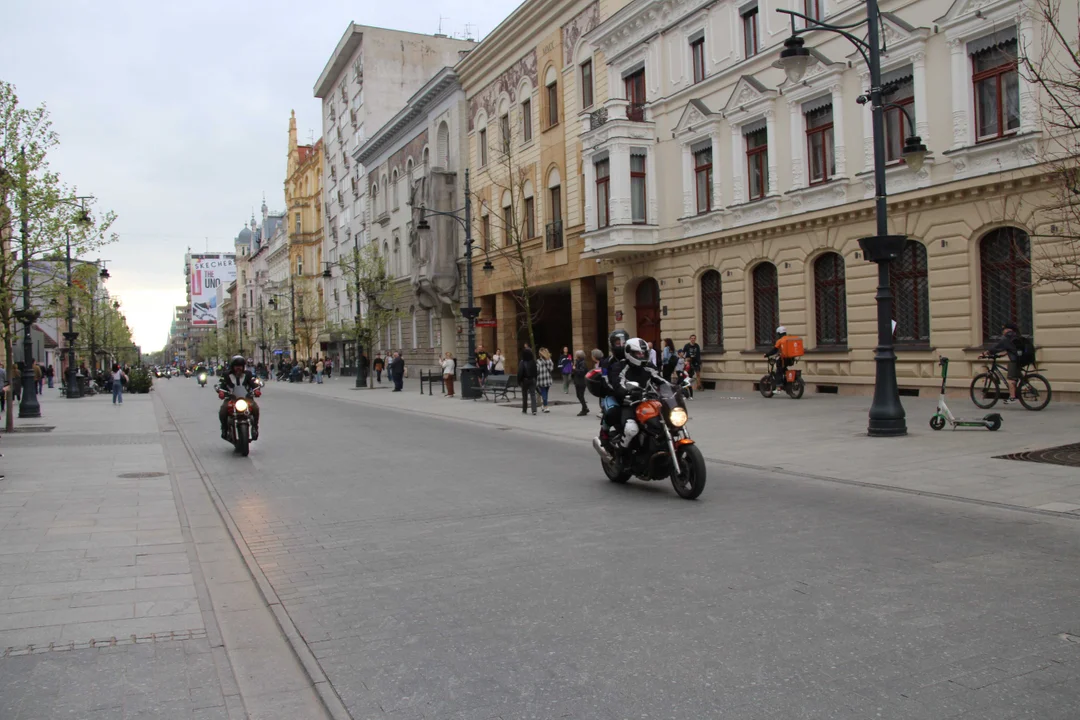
[373,353,385,384]
[572,350,589,416]
[110,363,127,405]
[558,346,572,394]
[442,352,456,397]
[536,348,554,413]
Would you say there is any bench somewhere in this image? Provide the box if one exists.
[481,374,518,403]
[420,369,456,395]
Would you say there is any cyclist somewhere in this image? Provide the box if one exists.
[764,326,796,386]
[982,322,1024,403]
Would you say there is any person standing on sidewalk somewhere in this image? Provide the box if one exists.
[682,334,703,390]
[442,352,456,397]
[46,364,55,389]
[572,350,589,416]
[536,348,554,413]
[558,347,572,394]
[476,345,490,379]
[34,361,44,395]
[110,363,127,405]
[373,353,385,384]
[390,352,405,392]
[325,358,333,379]
[518,346,538,415]
[316,358,325,384]
[490,348,505,376]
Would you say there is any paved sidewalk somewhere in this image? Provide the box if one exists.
[0,390,329,719]
[274,375,1080,515]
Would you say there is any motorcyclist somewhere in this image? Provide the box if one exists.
[605,337,664,450]
[764,326,794,386]
[218,355,260,440]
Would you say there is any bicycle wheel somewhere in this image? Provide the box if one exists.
[969,372,1001,409]
[1018,374,1052,411]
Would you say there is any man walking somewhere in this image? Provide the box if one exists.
[682,334,702,391]
[390,352,405,392]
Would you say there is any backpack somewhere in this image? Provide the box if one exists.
[1015,335,1036,366]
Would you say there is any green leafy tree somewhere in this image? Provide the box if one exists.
[338,241,403,388]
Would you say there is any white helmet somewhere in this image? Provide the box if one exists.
[776,326,787,336]
[625,337,649,367]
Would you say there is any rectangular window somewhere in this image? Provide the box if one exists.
[624,70,646,121]
[521,99,532,142]
[547,81,559,127]
[500,114,510,152]
[581,60,594,109]
[548,185,563,250]
[479,128,488,166]
[746,127,769,200]
[481,215,491,251]
[595,159,610,228]
[742,4,759,58]
[805,104,835,185]
[691,37,706,84]
[631,154,647,224]
[550,185,562,223]
[973,39,1020,141]
[803,0,823,22]
[525,196,536,239]
[883,76,915,163]
[694,147,712,214]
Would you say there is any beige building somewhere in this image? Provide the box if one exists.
[459,0,633,371]
[284,111,325,361]
[577,0,1080,399]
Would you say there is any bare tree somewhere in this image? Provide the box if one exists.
[337,241,403,388]
[1020,0,1080,290]
[292,287,324,362]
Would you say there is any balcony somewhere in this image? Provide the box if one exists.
[545,220,564,251]
[626,103,646,122]
[581,98,655,155]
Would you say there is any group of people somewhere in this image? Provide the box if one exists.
[273,357,334,384]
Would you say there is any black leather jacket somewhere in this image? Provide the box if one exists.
[608,361,663,403]
[219,370,258,398]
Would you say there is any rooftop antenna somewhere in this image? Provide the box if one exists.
[308,130,315,146]
[463,23,477,41]
[438,15,448,34]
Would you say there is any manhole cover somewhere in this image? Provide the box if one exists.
[117,472,168,479]
[996,443,1080,469]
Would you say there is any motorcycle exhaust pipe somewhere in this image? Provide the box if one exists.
[592,437,613,463]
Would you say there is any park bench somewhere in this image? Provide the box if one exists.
[481,374,518,403]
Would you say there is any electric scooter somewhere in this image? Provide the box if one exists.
[930,357,1002,431]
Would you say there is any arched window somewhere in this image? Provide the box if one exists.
[980,227,1033,341]
[752,262,779,348]
[890,240,930,345]
[701,270,723,351]
[391,170,399,210]
[392,236,401,276]
[814,252,848,346]
[422,147,429,167]
[501,190,513,246]
[437,122,450,167]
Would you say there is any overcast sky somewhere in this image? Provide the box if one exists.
[2,0,522,351]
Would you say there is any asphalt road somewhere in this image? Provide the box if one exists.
[158,379,1080,720]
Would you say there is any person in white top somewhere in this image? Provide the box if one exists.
[491,349,505,376]
[110,363,127,405]
[441,352,456,397]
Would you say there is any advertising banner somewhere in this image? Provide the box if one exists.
[189,255,236,327]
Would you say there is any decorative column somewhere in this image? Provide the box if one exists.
[911,52,930,142]
[949,38,969,149]
[764,110,778,196]
[710,132,723,210]
[789,104,805,190]
[730,126,746,204]
[682,143,696,216]
[830,84,846,176]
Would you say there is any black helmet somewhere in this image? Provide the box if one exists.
[608,329,630,360]
[230,355,246,370]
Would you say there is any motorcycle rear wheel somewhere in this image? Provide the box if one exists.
[602,454,631,484]
[671,444,706,500]
[786,378,805,399]
[235,425,250,457]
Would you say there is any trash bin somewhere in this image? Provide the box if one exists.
[460,366,483,400]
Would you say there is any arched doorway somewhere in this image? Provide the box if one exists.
[635,278,661,350]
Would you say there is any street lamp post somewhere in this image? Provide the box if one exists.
[773,1,927,437]
[15,147,41,418]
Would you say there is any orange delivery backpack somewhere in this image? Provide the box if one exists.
[777,335,805,360]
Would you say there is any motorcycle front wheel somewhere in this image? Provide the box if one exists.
[671,444,706,500]
[235,424,250,457]
[758,376,775,398]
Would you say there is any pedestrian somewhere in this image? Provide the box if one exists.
[648,342,657,368]
[390,351,405,392]
[517,346,537,415]
[591,349,605,417]
[308,359,317,383]
[12,362,22,401]
[536,347,553,413]
[558,346,572,393]
[662,338,677,381]
[316,358,324,384]
[490,348,505,376]
[373,353,385,383]
[46,364,54,389]
[572,350,589,416]
[110,363,127,405]
[325,358,333,379]
[34,361,43,395]
[442,351,456,397]
[359,351,370,386]
[475,345,490,379]
[682,334,703,390]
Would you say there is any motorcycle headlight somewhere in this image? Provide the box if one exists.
[234,399,249,413]
[198,373,206,381]
[669,407,688,428]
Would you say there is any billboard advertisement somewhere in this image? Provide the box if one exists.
[189,255,236,327]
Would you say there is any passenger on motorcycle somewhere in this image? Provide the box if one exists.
[605,337,665,450]
[764,326,795,385]
[219,355,260,440]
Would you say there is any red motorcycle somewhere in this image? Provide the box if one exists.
[217,383,261,456]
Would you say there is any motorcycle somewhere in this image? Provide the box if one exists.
[592,378,706,500]
[217,384,260,456]
[759,355,805,399]
[197,372,208,388]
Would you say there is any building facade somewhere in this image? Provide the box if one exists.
[357,67,470,370]
[575,0,1079,398]
[314,25,476,365]
[284,111,325,361]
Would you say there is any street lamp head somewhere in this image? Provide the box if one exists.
[268,298,277,309]
[113,300,120,309]
[902,135,928,172]
[75,209,93,227]
[773,35,817,85]
[99,267,110,280]
[417,217,431,231]
[482,259,494,277]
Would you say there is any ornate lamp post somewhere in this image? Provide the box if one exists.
[773,2,927,437]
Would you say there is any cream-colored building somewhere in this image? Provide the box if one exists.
[578,0,1080,399]
[284,111,325,361]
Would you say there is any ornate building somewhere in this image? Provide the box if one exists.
[285,110,325,361]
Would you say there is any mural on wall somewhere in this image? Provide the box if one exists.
[468,51,538,131]
[563,1,600,66]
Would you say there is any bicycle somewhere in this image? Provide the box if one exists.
[969,354,1051,411]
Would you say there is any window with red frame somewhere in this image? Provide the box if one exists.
[691,37,706,84]
[694,147,712,214]
[973,39,1019,142]
[746,127,768,200]
[883,76,915,163]
[595,159,610,228]
[805,104,835,185]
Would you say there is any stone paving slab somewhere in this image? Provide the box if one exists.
[274,375,1080,514]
